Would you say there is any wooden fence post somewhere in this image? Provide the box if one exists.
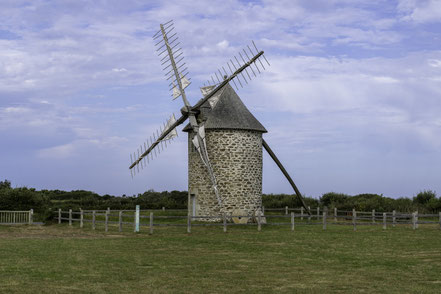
[439,212,441,230]
[58,209,61,224]
[291,212,295,231]
[149,212,154,235]
[223,214,227,233]
[352,208,356,231]
[416,211,419,229]
[334,207,337,222]
[301,207,304,220]
[317,207,320,220]
[383,213,386,230]
[118,211,122,232]
[69,209,72,226]
[308,206,311,223]
[262,206,265,215]
[323,211,327,230]
[412,212,416,230]
[80,208,84,228]
[285,206,288,215]
[162,207,165,212]
[372,209,375,223]
[28,209,33,225]
[392,210,396,227]
[105,210,109,232]
[187,214,191,233]
[257,212,262,231]
[92,210,96,230]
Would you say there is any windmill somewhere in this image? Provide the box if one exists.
[129,20,311,219]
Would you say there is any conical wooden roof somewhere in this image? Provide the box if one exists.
[183,84,267,133]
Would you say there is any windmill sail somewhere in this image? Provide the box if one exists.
[162,114,178,141]
[172,74,191,100]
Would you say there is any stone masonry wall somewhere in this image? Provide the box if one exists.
[188,129,263,219]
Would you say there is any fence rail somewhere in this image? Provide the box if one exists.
[54,207,441,234]
[0,210,33,225]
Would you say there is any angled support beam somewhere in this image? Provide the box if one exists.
[262,139,311,215]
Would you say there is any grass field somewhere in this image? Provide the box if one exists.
[1,223,441,294]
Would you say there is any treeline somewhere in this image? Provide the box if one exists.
[1,179,440,221]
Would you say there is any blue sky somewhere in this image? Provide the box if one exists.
[1,0,440,198]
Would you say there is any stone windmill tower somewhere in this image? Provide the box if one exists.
[129,21,310,220]
[183,84,267,218]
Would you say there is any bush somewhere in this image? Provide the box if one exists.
[0,187,51,221]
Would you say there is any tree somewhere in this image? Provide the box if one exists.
[0,179,11,190]
[413,190,436,205]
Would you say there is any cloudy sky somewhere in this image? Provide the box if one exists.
[1,0,440,198]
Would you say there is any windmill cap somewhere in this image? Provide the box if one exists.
[183,83,267,133]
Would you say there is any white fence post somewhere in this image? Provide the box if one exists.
[323,211,327,230]
[134,205,140,233]
[149,212,154,235]
[285,206,288,215]
[412,212,416,230]
[317,207,320,220]
[58,209,61,224]
[291,212,295,231]
[383,213,386,230]
[334,207,337,222]
[69,209,72,226]
[162,207,165,212]
[352,208,356,231]
[372,209,375,223]
[80,208,83,228]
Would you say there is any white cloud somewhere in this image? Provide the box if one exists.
[398,0,441,23]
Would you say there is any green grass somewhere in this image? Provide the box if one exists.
[0,223,441,293]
